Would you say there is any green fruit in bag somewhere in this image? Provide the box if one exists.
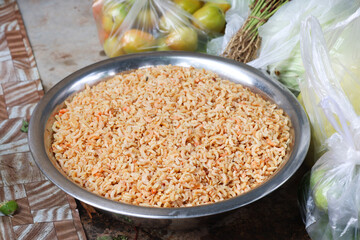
[310,169,338,211]
[103,37,124,58]
[121,29,156,54]
[156,38,172,51]
[166,27,198,51]
[192,5,226,33]
[203,0,231,13]
[174,0,202,14]
[102,3,128,34]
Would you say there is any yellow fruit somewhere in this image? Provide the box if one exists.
[192,5,226,33]
[166,27,198,51]
[174,0,202,14]
[156,38,172,51]
[203,0,231,13]
[102,3,128,34]
[121,29,156,54]
[103,37,124,58]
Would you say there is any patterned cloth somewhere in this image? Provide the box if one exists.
[0,1,86,239]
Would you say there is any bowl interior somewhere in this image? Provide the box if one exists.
[28,51,310,219]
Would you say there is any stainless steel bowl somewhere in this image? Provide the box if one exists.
[28,52,310,230]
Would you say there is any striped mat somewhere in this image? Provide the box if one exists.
[0,0,87,239]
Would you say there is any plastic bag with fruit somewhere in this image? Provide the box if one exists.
[206,0,250,56]
[248,0,360,94]
[298,10,360,240]
[92,0,232,57]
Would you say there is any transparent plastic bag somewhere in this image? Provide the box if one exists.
[206,0,250,56]
[92,0,232,57]
[298,11,360,240]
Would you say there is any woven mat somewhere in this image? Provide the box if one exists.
[0,1,87,239]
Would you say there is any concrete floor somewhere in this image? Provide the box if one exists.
[18,0,107,92]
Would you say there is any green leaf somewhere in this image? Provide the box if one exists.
[113,235,128,240]
[96,236,113,240]
[0,200,18,216]
[20,120,29,133]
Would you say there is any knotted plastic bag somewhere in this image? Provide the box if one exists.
[298,10,360,240]
[92,0,232,57]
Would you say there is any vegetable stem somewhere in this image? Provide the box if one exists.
[245,0,288,39]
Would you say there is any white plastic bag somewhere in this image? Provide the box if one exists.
[301,7,360,160]
[298,11,360,240]
[248,0,360,93]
